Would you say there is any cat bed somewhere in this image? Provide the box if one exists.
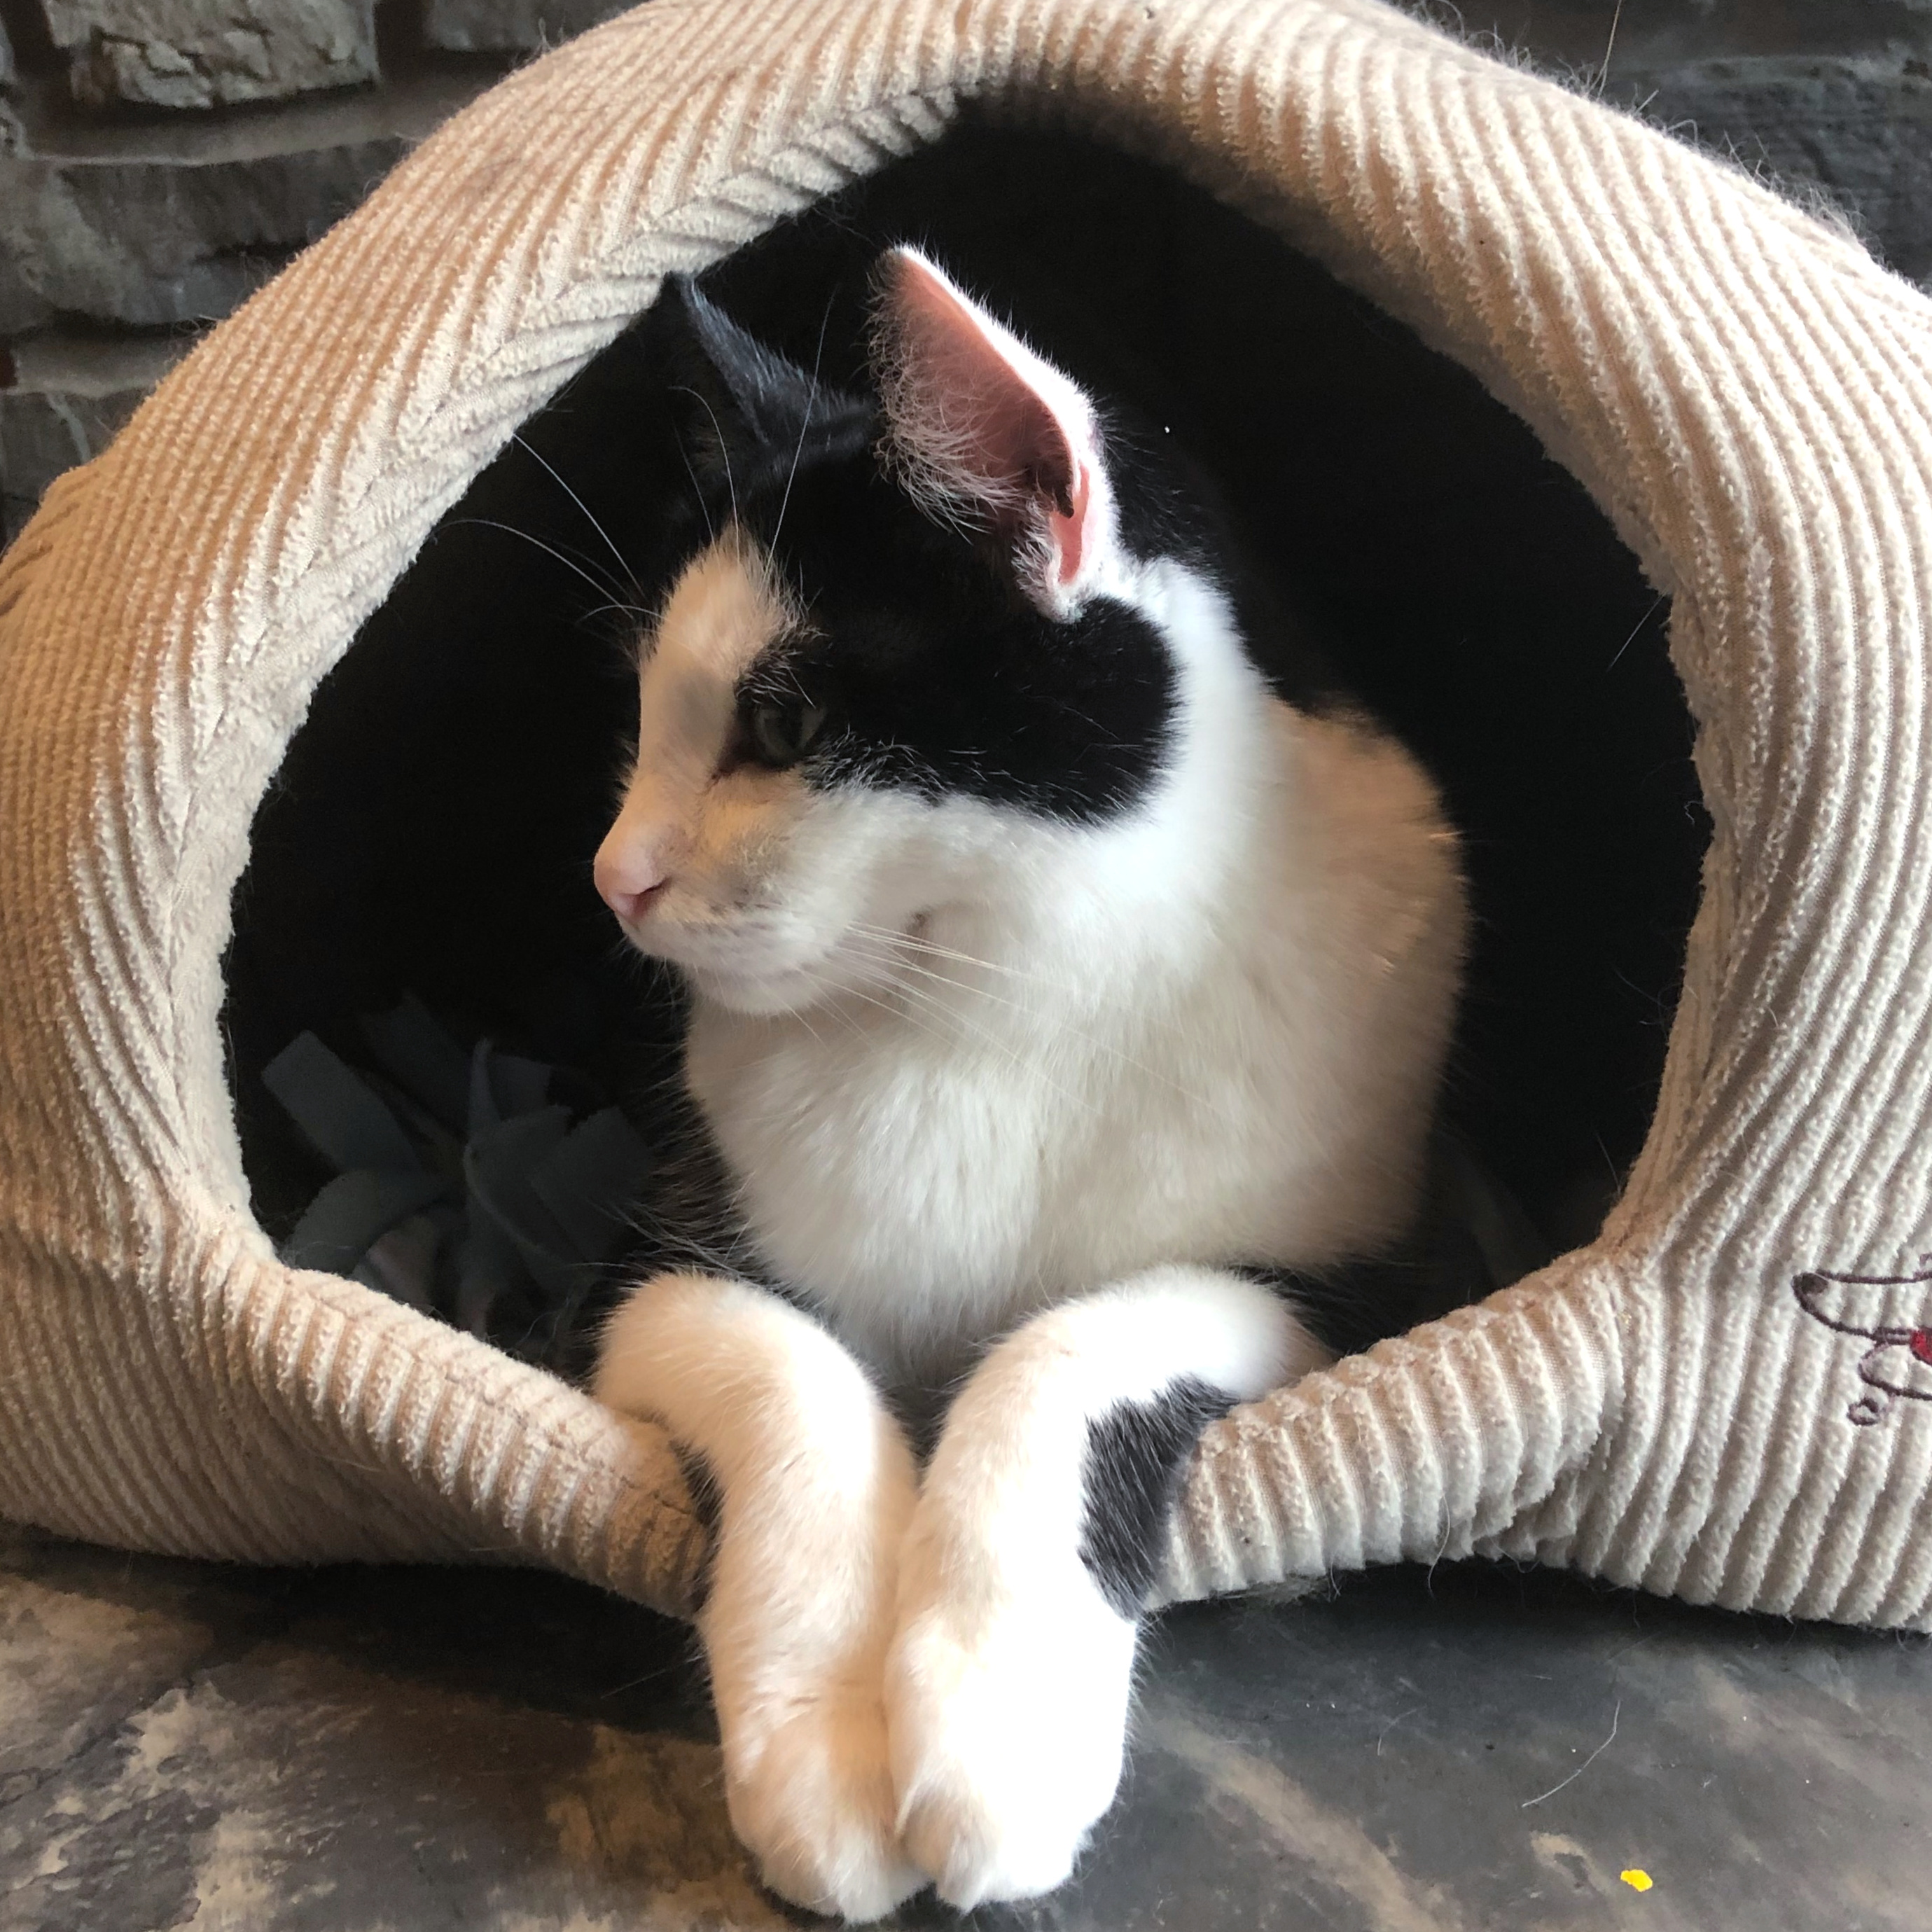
[3,0,1931,1630]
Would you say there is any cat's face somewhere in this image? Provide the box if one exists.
[595,251,1186,1015]
[598,524,974,1015]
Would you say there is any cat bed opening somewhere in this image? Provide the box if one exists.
[5,0,1932,1629]
[222,120,1704,1365]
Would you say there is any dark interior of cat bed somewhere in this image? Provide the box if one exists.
[221,119,1707,1379]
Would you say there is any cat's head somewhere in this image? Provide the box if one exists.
[593,248,1230,1015]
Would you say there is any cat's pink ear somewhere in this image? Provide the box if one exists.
[872,247,1119,616]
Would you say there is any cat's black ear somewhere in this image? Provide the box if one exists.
[870,246,1123,618]
[658,274,870,503]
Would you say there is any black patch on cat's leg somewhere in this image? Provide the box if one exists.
[1078,1375,1235,1618]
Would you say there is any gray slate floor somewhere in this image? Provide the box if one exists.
[3,1519,1925,1931]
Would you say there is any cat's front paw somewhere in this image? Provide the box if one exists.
[884,1580,1138,1909]
[725,1683,924,1922]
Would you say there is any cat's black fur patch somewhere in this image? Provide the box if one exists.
[664,274,1203,826]
[1078,1376,1236,1618]
[666,277,876,501]
[749,455,1179,823]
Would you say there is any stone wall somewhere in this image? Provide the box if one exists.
[1452,2,1932,278]
[422,0,628,54]
[4,0,1932,538]
[38,0,380,110]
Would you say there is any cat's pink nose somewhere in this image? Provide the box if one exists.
[594,835,669,923]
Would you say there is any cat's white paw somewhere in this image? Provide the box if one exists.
[884,1580,1138,1909]
[725,1683,925,1922]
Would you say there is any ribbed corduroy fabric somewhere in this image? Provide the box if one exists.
[4,0,1932,1628]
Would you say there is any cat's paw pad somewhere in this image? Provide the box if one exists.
[725,1690,924,1923]
[885,1599,1136,1909]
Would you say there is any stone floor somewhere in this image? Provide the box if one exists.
[3,1518,1925,1931]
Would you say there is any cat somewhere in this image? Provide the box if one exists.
[588,248,1467,1919]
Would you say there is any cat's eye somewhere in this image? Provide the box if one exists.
[746,694,828,770]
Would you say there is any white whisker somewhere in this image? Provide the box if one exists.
[826,954,1098,1118]
[838,928,1237,1123]
[772,296,835,550]
[845,919,1087,999]
[448,517,629,605]
[512,431,637,589]
[674,384,739,530]
[672,428,716,543]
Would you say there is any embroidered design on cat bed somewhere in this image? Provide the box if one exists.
[1793,1265,1932,1429]
[4,0,1932,1632]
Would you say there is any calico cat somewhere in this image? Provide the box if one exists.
[589,249,1467,1919]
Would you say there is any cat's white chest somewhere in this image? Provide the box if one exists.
[683,975,1361,1381]
[688,1003,1073,1372]
[679,700,1466,1386]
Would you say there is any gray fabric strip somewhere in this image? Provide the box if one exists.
[263,1031,426,1176]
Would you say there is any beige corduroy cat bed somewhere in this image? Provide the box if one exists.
[4,0,1932,1632]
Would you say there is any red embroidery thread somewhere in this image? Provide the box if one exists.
[1793,1263,1932,1427]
